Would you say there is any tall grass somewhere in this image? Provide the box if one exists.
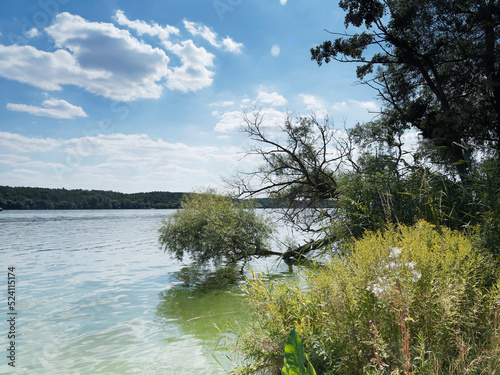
[229,222,500,374]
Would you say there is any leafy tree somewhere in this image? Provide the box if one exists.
[158,189,278,265]
[311,0,500,180]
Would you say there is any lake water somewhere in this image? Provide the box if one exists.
[0,210,295,374]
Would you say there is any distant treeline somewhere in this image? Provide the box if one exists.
[0,186,185,210]
[0,186,276,210]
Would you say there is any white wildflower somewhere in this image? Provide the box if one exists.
[412,270,422,282]
[389,247,402,258]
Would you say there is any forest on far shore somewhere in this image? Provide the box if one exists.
[0,186,185,210]
[0,186,275,210]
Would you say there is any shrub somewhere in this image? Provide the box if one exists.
[230,222,500,374]
[158,188,274,266]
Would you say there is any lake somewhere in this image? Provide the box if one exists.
[0,209,295,374]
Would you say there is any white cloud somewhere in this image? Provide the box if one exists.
[11,168,43,175]
[222,37,244,53]
[0,132,62,153]
[0,13,170,101]
[0,12,225,101]
[184,20,219,47]
[0,154,31,166]
[0,131,243,192]
[113,10,179,41]
[214,110,243,133]
[332,101,348,111]
[333,99,378,113]
[0,11,243,100]
[256,89,288,106]
[114,11,218,92]
[26,28,40,38]
[299,93,327,114]
[240,98,252,107]
[349,99,379,112]
[183,20,243,53]
[165,39,215,92]
[209,100,234,107]
[7,99,87,119]
[330,99,380,125]
[214,107,285,133]
[212,89,289,133]
[0,44,82,91]
[46,12,170,100]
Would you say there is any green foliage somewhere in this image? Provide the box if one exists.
[333,153,463,239]
[330,150,500,257]
[312,0,500,177]
[158,189,275,265]
[231,222,500,374]
[282,327,317,375]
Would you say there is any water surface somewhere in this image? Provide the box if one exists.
[0,209,292,374]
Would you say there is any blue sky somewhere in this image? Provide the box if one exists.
[0,0,381,193]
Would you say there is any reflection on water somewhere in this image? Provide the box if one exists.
[0,209,294,374]
[155,265,249,369]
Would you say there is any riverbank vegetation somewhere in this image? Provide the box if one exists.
[229,223,500,374]
[185,0,500,372]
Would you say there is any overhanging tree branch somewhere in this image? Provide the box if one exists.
[226,110,356,233]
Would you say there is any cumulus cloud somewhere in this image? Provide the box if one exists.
[7,99,87,119]
[0,13,169,101]
[256,89,288,106]
[299,93,327,114]
[0,44,81,91]
[213,110,244,133]
[350,99,379,112]
[330,99,380,124]
[0,11,242,101]
[115,11,219,92]
[26,28,40,38]
[165,39,215,92]
[184,20,219,47]
[46,12,170,100]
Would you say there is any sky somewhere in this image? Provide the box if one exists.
[0,0,383,193]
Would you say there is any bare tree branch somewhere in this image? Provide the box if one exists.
[226,110,357,232]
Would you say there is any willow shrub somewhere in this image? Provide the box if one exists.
[158,188,274,265]
[230,222,500,374]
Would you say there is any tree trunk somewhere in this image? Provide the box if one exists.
[281,237,334,260]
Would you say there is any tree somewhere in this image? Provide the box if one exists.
[311,0,500,180]
[228,110,356,232]
[158,189,278,265]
